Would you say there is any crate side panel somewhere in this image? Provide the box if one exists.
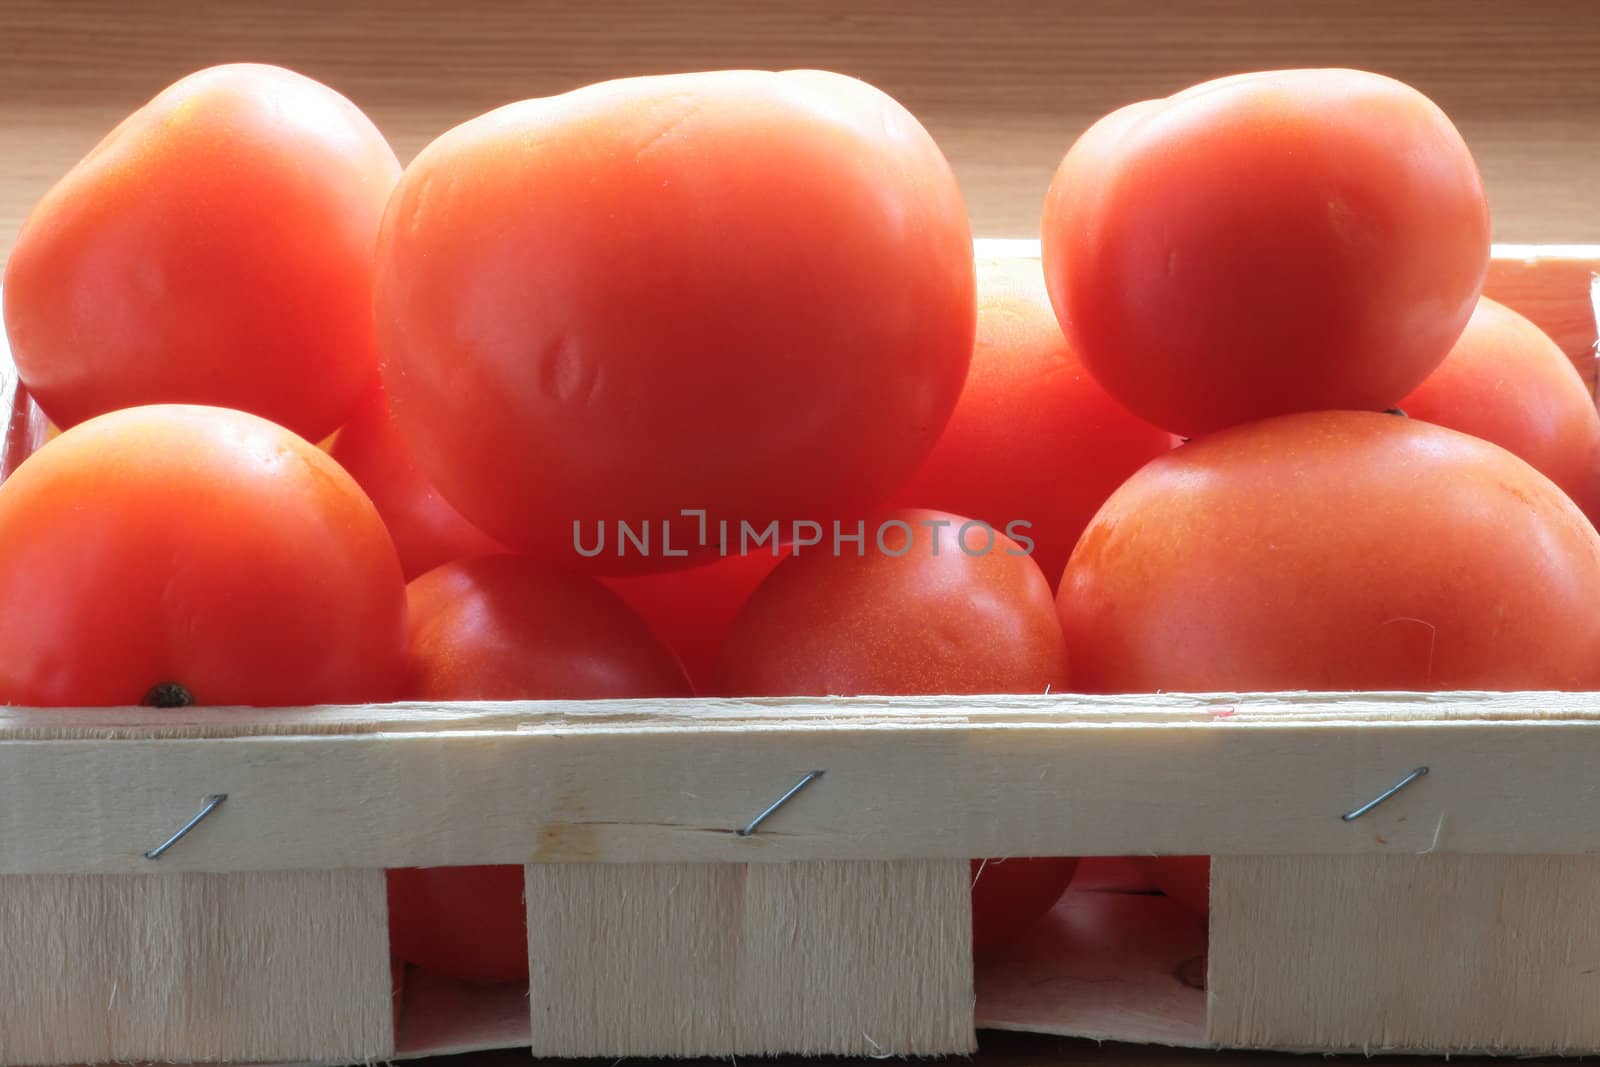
[0,869,394,1065]
[525,859,974,1057]
[1208,854,1600,1054]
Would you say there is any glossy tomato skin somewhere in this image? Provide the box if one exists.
[0,405,407,707]
[2,64,399,442]
[375,71,975,571]
[1042,69,1490,437]
[714,509,1068,697]
[603,549,786,690]
[403,555,692,701]
[714,510,1072,948]
[388,555,691,984]
[1060,411,1600,693]
[387,864,528,986]
[890,258,1175,587]
[1132,856,1210,919]
[1400,297,1600,525]
[970,857,1081,958]
[331,386,504,581]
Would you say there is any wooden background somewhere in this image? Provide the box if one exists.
[1,0,1596,260]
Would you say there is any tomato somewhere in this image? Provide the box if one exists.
[1059,411,1600,692]
[388,554,691,984]
[1041,69,1490,437]
[402,554,691,702]
[603,549,786,690]
[2,64,400,442]
[970,856,1080,958]
[712,510,1070,949]
[714,509,1067,697]
[890,257,1175,587]
[387,864,528,986]
[1400,296,1600,525]
[330,386,503,580]
[374,71,974,571]
[1132,856,1210,919]
[0,405,406,706]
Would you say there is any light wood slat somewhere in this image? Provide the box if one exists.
[0,869,394,1065]
[524,859,974,1056]
[1208,855,1600,1054]
[0,701,1597,872]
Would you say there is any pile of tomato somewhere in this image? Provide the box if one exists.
[3,63,1598,984]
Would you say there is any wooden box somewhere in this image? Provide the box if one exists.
[1,242,1598,1064]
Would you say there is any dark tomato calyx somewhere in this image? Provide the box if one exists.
[1384,407,1408,417]
[143,681,194,708]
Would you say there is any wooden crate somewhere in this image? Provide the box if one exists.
[0,243,1597,1063]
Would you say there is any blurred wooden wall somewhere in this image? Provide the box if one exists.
[2,0,1596,255]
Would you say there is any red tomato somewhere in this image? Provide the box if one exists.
[2,64,399,441]
[1400,296,1600,525]
[1042,69,1489,437]
[375,71,974,570]
[1132,856,1210,919]
[714,509,1068,697]
[891,257,1175,587]
[713,510,1071,950]
[0,405,406,706]
[603,549,786,690]
[1060,411,1600,692]
[970,857,1080,958]
[330,386,503,580]
[388,555,691,984]
[387,864,527,986]
[402,555,691,701]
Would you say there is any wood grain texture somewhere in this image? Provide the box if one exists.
[523,859,975,1056]
[0,869,394,1065]
[3,693,1600,872]
[1,0,1597,260]
[1208,854,1600,1054]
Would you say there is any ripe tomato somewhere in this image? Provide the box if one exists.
[970,857,1080,958]
[1042,69,1489,437]
[2,64,400,442]
[1400,296,1600,525]
[1132,856,1210,919]
[0,405,406,706]
[603,549,786,690]
[330,386,503,580]
[402,555,691,701]
[714,509,1068,697]
[713,510,1071,951]
[375,71,974,570]
[1060,411,1600,692]
[388,555,691,984]
[387,864,528,986]
[890,257,1175,587]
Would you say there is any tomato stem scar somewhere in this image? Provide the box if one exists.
[143,681,194,708]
